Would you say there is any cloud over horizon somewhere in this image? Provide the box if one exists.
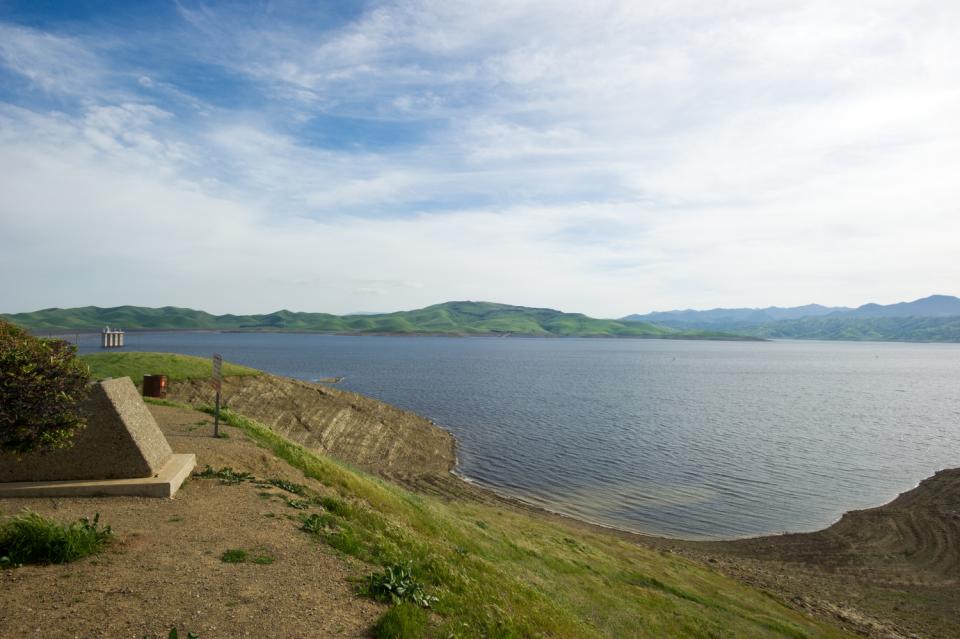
[1,1,959,316]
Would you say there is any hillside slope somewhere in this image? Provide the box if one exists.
[3,301,757,339]
[623,295,960,342]
[746,315,960,341]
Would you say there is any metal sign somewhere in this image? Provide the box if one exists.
[212,353,223,391]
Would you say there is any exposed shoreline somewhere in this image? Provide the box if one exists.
[451,443,960,639]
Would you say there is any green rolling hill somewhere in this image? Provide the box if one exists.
[743,315,960,342]
[1,301,757,340]
[622,296,960,342]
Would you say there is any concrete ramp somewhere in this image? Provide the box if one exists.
[0,377,193,497]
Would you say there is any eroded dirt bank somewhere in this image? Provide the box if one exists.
[168,373,456,485]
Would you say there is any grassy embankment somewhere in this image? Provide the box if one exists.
[81,353,848,637]
[80,352,259,385]
[203,408,851,638]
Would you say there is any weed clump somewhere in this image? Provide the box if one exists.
[220,548,248,563]
[364,563,438,608]
[0,511,111,567]
[193,466,253,485]
[284,498,311,510]
[300,512,336,534]
[266,478,307,495]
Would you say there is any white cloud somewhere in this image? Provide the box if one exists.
[2,3,960,315]
[0,23,102,94]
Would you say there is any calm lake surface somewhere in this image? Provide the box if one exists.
[79,333,960,539]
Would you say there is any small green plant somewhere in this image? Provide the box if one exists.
[300,512,335,534]
[220,548,248,563]
[193,466,253,485]
[266,478,308,495]
[253,554,275,565]
[165,629,199,639]
[364,563,438,608]
[372,602,430,639]
[285,498,311,510]
[0,511,111,566]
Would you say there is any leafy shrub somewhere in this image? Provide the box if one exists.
[364,563,438,608]
[0,320,91,455]
[372,602,430,639]
[0,511,111,566]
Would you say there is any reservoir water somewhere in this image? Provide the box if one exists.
[79,333,960,539]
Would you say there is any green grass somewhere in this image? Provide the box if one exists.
[372,602,430,639]
[142,397,193,408]
[210,407,853,639]
[81,352,259,384]
[0,511,112,566]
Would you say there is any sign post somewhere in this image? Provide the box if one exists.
[212,353,222,438]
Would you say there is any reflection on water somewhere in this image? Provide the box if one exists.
[80,333,960,539]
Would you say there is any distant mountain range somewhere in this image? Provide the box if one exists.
[623,295,960,342]
[7,295,959,343]
[623,304,845,328]
[1,301,756,340]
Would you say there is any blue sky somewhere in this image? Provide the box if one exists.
[1,1,959,316]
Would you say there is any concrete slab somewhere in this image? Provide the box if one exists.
[0,454,196,499]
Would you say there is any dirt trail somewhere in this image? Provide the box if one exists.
[0,405,384,639]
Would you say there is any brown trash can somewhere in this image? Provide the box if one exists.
[142,374,168,398]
